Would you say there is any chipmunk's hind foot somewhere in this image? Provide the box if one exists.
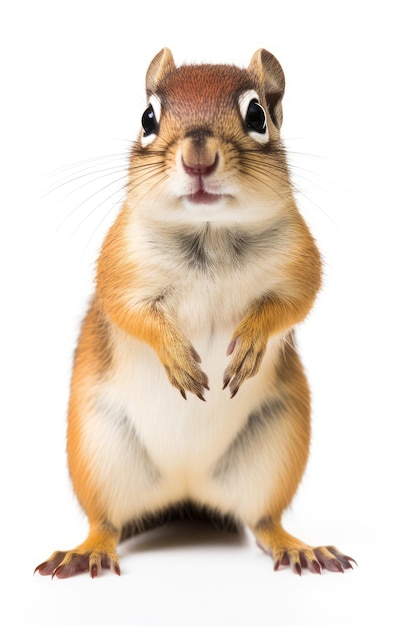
[35,549,120,578]
[35,525,121,578]
[253,521,356,576]
[273,544,355,575]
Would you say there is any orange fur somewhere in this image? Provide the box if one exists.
[66,300,111,521]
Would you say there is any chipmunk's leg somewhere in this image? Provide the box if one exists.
[35,314,124,579]
[35,522,121,578]
[248,408,356,576]
[247,340,355,575]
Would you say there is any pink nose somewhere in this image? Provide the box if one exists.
[180,133,219,177]
[182,153,218,177]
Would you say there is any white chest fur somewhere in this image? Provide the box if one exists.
[88,219,292,525]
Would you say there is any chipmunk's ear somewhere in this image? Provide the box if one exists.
[146,48,176,94]
[248,49,285,129]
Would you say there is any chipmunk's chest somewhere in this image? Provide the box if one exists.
[141,222,284,335]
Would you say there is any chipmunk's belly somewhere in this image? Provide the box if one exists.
[94,328,286,526]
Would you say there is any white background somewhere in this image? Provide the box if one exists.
[1,1,416,624]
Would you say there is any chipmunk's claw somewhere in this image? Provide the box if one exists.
[325,546,357,570]
[35,552,66,577]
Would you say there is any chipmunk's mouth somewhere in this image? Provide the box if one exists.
[185,190,226,204]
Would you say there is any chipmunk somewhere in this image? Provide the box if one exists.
[35,48,355,578]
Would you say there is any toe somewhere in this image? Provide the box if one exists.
[314,546,356,573]
[34,551,66,576]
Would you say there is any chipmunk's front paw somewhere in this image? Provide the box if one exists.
[163,342,209,401]
[223,333,266,398]
[35,549,120,579]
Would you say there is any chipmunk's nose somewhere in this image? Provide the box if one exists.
[181,130,218,176]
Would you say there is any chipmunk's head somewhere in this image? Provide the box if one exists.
[129,48,290,225]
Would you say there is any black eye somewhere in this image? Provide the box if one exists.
[245,99,267,134]
[142,104,157,136]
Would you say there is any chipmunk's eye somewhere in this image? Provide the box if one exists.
[239,90,269,144]
[142,105,157,136]
[245,100,266,133]
[141,96,161,145]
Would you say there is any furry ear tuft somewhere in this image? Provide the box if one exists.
[146,48,176,94]
[248,49,285,128]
